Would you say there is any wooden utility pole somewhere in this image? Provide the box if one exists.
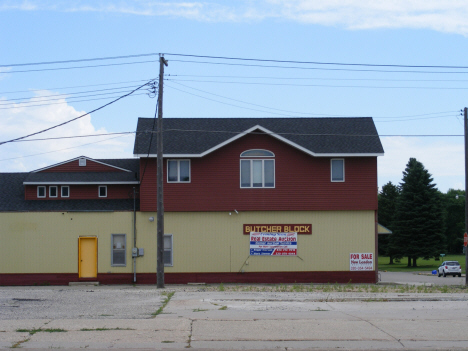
[464,107,468,286]
[157,55,168,289]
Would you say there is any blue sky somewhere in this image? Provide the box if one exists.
[1,0,468,192]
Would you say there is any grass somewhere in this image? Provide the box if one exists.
[193,308,208,312]
[378,254,465,272]
[79,327,135,331]
[16,328,66,335]
[218,306,228,310]
[151,291,175,317]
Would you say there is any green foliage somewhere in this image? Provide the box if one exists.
[379,254,465,272]
[392,158,445,266]
[441,189,465,254]
[378,181,400,258]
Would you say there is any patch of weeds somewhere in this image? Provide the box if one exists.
[161,341,175,343]
[193,308,208,312]
[16,328,66,335]
[218,283,225,292]
[370,285,379,293]
[218,306,228,310]
[40,281,50,286]
[11,338,30,348]
[152,291,175,317]
[99,314,113,316]
[313,307,328,311]
[80,327,134,331]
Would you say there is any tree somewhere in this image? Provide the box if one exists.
[392,158,445,267]
[378,182,400,263]
[442,189,465,254]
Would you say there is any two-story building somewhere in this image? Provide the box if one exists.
[0,117,384,285]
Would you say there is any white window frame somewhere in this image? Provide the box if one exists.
[98,185,107,198]
[79,157,86,166]
[164,234,173,267]
[240,159,275,188]
[61,186,70,198]
[111,234,126,267]
[331,159,345,182]
[37,186,46,198]
[167,159,191,183]
[49,186,58,198]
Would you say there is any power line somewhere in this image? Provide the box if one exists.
[1,60,157,74]
[0,53,159,68]
[164,52,468,70]
[0,78,155,95]
[166,77,468,90]
[10,132,136,142]
[0,80,155,145]
[170,59,468,74]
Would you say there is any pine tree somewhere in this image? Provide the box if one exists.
[392,158,445,267]
[378,182,400,263]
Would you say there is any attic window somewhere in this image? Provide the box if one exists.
[79,158,86,167]
[241,150,274,157]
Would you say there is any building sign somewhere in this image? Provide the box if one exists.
[349,253,374,271]
[244,224,311,235]
[250,232,297,256]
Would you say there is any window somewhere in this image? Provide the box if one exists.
[331,159,345,182]
[49,186,58,198]
[37,186,46,198]
[79,157,86,166]
[167,160,190,183]
[61,186,69,198]
[111,234,126,266]
[98,186,107,197]
[240,160,275,188]
[164,234,173,266]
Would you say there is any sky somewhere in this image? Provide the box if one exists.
[1,0,468,192]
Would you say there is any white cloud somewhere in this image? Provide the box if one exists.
[0,91,134,172]
[378,136,464,192]
[3,0,468,34]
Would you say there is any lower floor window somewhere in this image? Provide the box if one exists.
[111,234,126,266]
[164,234,173,266]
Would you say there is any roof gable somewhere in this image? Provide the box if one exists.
[33,156,135,173]
[133,117,384,158]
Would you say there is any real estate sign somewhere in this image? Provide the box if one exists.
[250,232,297,256]
[349,253,374,271]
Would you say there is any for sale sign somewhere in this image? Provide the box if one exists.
[350,253,374,271]
[250,232,297,256]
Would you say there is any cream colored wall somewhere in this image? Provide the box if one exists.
[0,212,134,274]
[0,210,375,274]
[137,210,376,273]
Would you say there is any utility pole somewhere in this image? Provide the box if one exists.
[157,55,168,289]
[464,107,468,286]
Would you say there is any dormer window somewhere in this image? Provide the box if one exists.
[79,157,86,166]
[240,150,275,188]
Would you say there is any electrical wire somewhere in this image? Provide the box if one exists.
[169,59,468,75]
[0,78,156,95]
[10,132,136,142]
[164,53,468,70]
[0,80,155,145]
[1,60,157,74]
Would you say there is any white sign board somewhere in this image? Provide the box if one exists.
[250,232,297,256]
[350,253,374,271]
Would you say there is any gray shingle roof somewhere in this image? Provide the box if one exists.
[133,117,384,156]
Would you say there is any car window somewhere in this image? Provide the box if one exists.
[447,261,459,266]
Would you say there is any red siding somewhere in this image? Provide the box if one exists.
[25,184,138,200]
[40,159,123,172]
[140,133,378,212]
[0,271,376,285]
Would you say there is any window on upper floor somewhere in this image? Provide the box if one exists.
[37,186,46,198]
[240,150,275,188]
[49,186,58,198]
[99,185,107,197]
[167,160,190,183]
[61,186,70,198]
[331,159,345,182]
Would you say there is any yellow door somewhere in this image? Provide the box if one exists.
[79,237,97,278]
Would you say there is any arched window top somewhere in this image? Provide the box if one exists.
[240,149,274,157]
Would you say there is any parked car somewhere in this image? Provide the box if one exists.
[438,261,462,277]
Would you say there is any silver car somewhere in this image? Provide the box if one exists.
[438,261,461,277]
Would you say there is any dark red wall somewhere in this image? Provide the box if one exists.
[40,159,122,173]
[25,184,138,200]
[140,133,378,212]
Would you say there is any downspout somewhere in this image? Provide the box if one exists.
[133,187,137,283]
